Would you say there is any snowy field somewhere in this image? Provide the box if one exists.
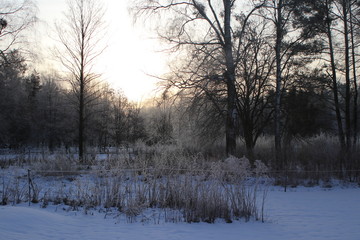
[1,186,359,240]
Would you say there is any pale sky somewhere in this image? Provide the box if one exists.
[35,0,168,102]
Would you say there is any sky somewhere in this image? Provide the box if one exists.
[35,0,168,102]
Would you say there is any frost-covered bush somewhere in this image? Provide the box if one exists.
[254,159,269,177]
[32,154,77,175]
[222,155,251,181]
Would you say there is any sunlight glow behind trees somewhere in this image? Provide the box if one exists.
[36,0,167,102]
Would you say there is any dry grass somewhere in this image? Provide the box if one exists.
[238,134,360,184]
[0,146,269,223]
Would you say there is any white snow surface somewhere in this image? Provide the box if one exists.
[1,187,359,240]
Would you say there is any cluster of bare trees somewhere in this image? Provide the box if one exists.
[1,0,360,175]
[134,0,360,172]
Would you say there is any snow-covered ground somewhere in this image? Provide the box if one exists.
[1,186,359,240]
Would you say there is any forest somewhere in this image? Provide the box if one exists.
[1,0,360,184]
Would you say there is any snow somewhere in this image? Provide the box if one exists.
[1,187,359,240]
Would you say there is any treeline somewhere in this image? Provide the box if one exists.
[0,50,147,151]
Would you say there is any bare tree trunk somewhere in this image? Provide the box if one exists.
[349,2,358,147]
[342,0,352,153]
[324,0,346,176]
[340,0,354,178]
[225,71,237,156]
[224,0,237,156]
[243,122,255,160]
[275,0,283,169]
[79,73,85,162]
[325,0,346,150]
[78,4,86,162]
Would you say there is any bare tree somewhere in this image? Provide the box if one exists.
[323,0,346,151]
[257,0,326,169]
[274,0,284,168]
[340,0,352,152]
[314,0,359,172]
[135,0,264,156]
[349,0,359,146]
[335,0,360,172]
[0,0,37,55]
[54,0,106,162]
[235,17,275,158]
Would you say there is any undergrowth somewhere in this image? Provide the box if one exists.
[0,147,269,224]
